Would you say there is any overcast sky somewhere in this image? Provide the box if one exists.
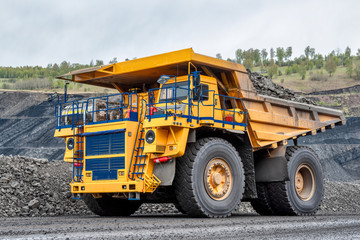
[1,0,359,67]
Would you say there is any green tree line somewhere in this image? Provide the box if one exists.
[217,46,360,80]
[1,47,360,91]
[0,59,112,90]
[0,59,107,80]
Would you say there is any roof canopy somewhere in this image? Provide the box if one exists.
[57,48,247,90]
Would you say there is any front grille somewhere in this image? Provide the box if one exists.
[86,157,125,180]
[84,132,126,180]
[85,132,125,156]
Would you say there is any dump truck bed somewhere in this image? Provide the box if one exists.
[58,48,345,150]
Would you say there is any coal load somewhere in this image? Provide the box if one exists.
[248,71,316,105]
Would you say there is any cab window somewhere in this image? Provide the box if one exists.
[159,82,189,102]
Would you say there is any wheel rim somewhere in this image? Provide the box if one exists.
[295,164,315,201]
[204,158,233,201]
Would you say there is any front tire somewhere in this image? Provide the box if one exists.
[83,194,142,216]
[174,137,245,217]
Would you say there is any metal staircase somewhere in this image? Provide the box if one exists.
[128,100,160,191]
[72,102,84,183]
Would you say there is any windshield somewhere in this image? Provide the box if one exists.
[159,81,189,102]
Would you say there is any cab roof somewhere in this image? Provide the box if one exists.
[57,48,247,90]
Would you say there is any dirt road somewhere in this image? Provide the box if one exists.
[1,214,360,239]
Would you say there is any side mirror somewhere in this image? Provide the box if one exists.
[192,73,200,88]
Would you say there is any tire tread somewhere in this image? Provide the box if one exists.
[173,137,244,218]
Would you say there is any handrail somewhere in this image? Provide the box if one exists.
[55,92,139,128]
[146,78,248,129]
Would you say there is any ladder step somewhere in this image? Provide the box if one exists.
[134,163,146,166]
[136,155,146,158]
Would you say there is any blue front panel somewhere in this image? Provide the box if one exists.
[86,132,125,156]
[86,157,125,180]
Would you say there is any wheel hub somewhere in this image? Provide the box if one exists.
[295,172,304,192]
[204,158,232,200]
[295,164,315,201]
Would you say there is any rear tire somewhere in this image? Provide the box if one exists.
[250,183,274,215]
[174,137,245,217]
[83,194,142,216]
[267,146,324,216]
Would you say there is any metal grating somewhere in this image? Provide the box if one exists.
[86,132,125,156]
[85,157,125,180]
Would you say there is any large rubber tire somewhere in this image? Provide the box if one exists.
[267,146,324,216]
[250,183,274,215]
[174,137,245,218]
[173,201,187,214]
[83,194,142,216]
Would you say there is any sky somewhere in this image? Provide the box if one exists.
[0,0,359,67]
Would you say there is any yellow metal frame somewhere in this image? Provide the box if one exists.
[54,48,345,197]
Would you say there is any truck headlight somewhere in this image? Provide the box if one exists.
[145,130,155,144]
[67,138,74,150]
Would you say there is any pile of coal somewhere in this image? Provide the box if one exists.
[0,155,90,217]
[1,154,359,217]
[248,71,316,105]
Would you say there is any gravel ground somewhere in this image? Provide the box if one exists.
[1,155,360,218]
[1,215,360,239]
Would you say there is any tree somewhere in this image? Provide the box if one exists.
[357,49,360,59]
[314,54,324,69]
[243,58,253,70]
[267,59,278,78]
[298,62,306,80]
[292,63,298,73]
[235,49,244,64]
[325,56,337,76]
[276,47,285,66]
[306,60,314,71]
[109,57,118,64]
[243,49,255,69]
[304,46,311,59]
[215,53,222,60]
[345,46,351,59]
[253,49,261,66]
[60,61,69,73]
[309,48,315,60]
[346,58,353,78]
[285,47,292,62]
[53,63,59,72]
[95,60,104,66]
[261,49,268,64]
[285,66,292,75]
[270,48,275,60]
[354,63,360,80]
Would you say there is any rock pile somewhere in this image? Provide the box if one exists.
[0,155,89,217]
[1,154,359,217]
[248,71,316,105]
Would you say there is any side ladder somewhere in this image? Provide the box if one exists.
[72,102,84,183]
[128,100,160,192]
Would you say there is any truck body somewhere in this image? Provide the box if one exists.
[54,49,345,217]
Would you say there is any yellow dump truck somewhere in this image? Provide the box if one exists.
[54,49,345,217]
